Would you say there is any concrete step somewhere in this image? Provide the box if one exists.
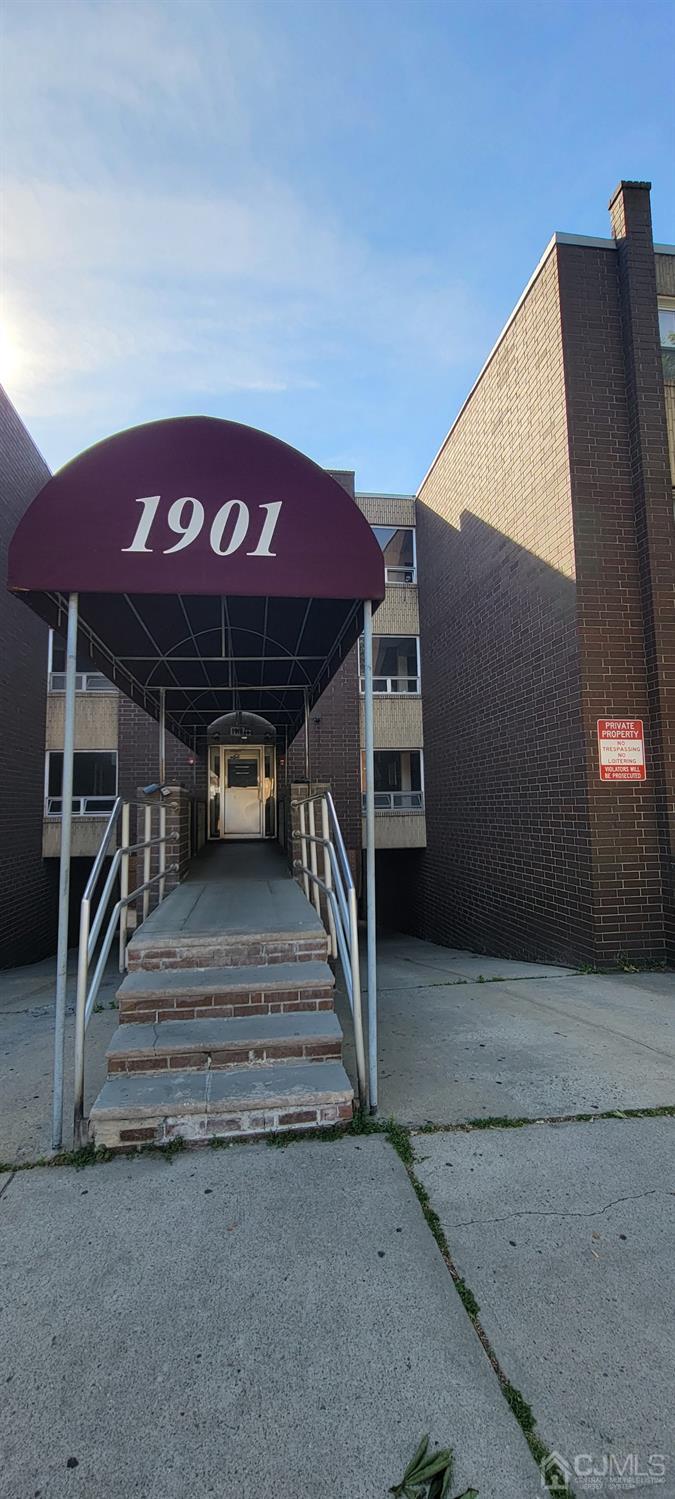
[117,960,335,1023]
[106,1011,344,1074]
[89,1060,354,1148]
[126,926,330,973]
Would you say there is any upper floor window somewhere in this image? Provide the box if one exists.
[372,525,416,584]
[359,635,420,694]
[48,630,111,693]
[362,749,424,812]
[45,750,118,817]
[659,301,675,380]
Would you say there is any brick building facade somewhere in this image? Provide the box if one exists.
[2,181,673,971]
[411,181,675,966]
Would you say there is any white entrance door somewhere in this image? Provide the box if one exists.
[223,747,264,838]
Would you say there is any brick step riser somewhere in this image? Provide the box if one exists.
[108,1041,342,1074]
[127,937,329,973]
[92,1100,353,1150]
[119,991,335,1024]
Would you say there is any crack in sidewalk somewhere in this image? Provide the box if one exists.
[448,1187,674,1229]
[0,1170,17,1201]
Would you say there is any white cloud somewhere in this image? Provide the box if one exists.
[0,0,488,437]
[2,173,482,418]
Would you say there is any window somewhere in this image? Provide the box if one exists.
[227,757,259,788]
[372,525,416,583]
[45,751,118,816]
[48,630,111,692]
[659,302,675,380]
[362,750,424,812]
[359,635,420,693]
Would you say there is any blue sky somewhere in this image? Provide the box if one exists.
[1,0,673,490]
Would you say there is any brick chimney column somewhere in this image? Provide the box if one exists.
[608,181,675,956]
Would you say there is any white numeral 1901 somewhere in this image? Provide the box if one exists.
[121,496,283,558]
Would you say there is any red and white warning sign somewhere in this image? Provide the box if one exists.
[597,719,646,782]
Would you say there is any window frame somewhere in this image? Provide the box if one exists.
[47,629,113,694]
[361,748,425,813]
[658,297,675,380]
[359,634,421,695]
[44,749,119,818]
[372,524,417,585]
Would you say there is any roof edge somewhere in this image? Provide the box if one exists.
[417,233,559,494]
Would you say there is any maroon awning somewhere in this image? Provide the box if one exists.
[7,417,384,747]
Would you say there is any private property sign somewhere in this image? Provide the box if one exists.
[597,718,646,782]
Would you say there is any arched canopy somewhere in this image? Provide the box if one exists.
[208,711,276,744]
[8,416,384,747]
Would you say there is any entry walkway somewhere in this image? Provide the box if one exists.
[136,840,324,942]
[89,839,352,1148]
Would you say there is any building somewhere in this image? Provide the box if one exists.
[2,178,674,975]
[411,180,675,968]
[0,390,58,965]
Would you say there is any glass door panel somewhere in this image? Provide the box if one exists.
[208,748,222,839]
[223,749,263,837]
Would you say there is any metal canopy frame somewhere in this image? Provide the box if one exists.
[34,588,364,750]
[8,415,383,1147]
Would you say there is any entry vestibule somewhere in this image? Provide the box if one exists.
[8,414,385,1145]
[208,744,276,840]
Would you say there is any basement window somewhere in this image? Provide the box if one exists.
[45,751,118,816]
[359,635,420,693]
[372,526,416,583]
[659,302,675,380]
[362,749,424,811]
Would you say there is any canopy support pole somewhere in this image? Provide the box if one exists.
[159,687,166,782]
[362,598,378,1114]
[52,590,78,1150]
[304,689,311,783]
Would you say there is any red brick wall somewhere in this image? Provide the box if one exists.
[117,696,207,803]
[558,213,671,964]
[608,184,675,958]
[411,194,673,967]
[0,390,59,966]
[412,247,594,964]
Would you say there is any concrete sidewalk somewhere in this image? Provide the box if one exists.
[0,1136,539,1499]
[338,937,675,1123]
[4,931,675,1162]
[0,953,118,1163]
[414,1117,675,1498]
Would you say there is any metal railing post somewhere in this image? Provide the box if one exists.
[307,799,321,917]
[290,791,368,1112]
[363,598,378,1114]
[298,802,310,901]
[159,687,166,783]
[348,884,368,1108]
[142,804,152,921]
[304,689,310,781]
[119,801,130,971]
[320,796,337,958]
[73,892,90,1148]
[52,589,78,1151]
[159,801,166,904]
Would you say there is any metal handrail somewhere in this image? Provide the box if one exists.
[73,798,177,1145]
[291,792,368,1110]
